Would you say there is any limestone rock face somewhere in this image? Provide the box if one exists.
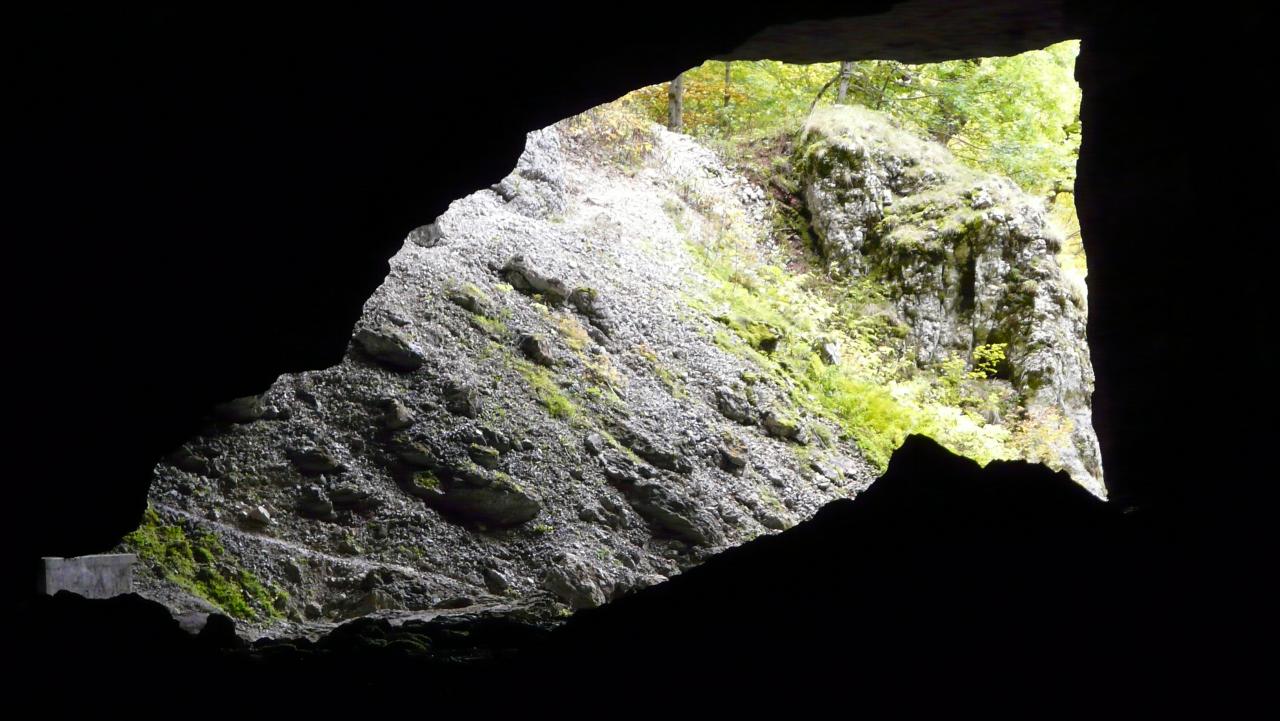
[801,105,1102,494]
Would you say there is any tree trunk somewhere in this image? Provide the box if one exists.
[836,61,853,103]
[668,72,685,132]
[723,62,732,107]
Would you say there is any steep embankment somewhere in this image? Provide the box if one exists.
[128,108,877,634]
[124,102,1101,635]
[801,105,1101,493]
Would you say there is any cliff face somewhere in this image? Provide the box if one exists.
[130,112,877,634]
[800,105,1102,494]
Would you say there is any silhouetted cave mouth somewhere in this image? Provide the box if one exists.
[21,3,1252,710]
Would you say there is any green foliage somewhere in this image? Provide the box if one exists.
[563,95,657,168]
[624,43,1084,272]
[1007,405,1074,467]
[972,343,1007,378]
[123,507,281,621]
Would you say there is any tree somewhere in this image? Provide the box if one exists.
[836,61,854,103]
[723,62,732,108]
[668,72,685,132]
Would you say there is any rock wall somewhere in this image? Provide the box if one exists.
[800,105,1103,495]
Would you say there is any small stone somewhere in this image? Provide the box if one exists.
[246,505,272,526]
[397,441,436,467]
[518,333,558,367]
[502,256,569,304]
[444,381,482,418]
[446,284,491,315]
[408,222,443,248]
[819,341,841,366]
[169,448,210,475]
[353,325,427,371]
[467,443,502,469]
[715,386,757,425]
[762,410,802,441]
[483,568,512,593]
[383,399,414,430]
[719,441,749,473]
[584,433,606,455]
[330,485,377,511]
[344,589,399,617]
[282,560,303,583]
[287,447,343,476]
[297,485,335,519]
[212,395,265,423]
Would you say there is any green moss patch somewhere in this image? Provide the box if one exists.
[123,507,284,621]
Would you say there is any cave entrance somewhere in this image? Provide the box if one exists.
[122,41,1099,635]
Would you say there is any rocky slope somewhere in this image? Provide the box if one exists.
[130,109,879,634]
[800,105,1102,494]
[126,102,1100,635]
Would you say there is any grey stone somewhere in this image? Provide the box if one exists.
[39,554,136,598]
[614,424,692,474]
[408,222,443,248]
[762,410,802,441]
[467,443,502,469]
[287,447,343,476]
[719,440,749,473]
[382,399,414,430]
[297,485,335,519]
[714,386,757,425]
[542,555,607,609]
[819,341,842,366]
[518,333,558,367]
[443,381,482,418]
[246,505,273,526]
[502,256,569,304]
[483,568,512,593]
[354,324,427,371]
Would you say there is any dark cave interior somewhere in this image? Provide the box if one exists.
[10,1,1265,713]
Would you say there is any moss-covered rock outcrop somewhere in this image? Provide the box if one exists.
[799,105,1102,494]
